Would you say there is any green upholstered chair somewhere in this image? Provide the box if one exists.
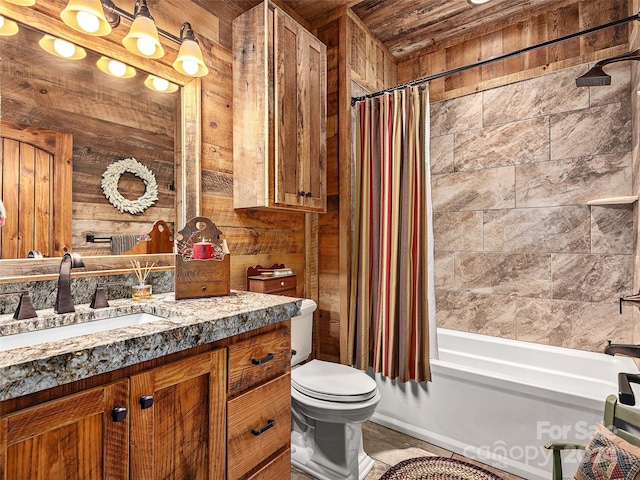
[544,394,640,480]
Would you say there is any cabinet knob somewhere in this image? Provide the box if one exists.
[251,352,275,365]
[251,419,275,436]
[280,281,285,286]
[299,191,305,197]
[111,407,127,422]
[305,192,312,198]
[140,395,154,409]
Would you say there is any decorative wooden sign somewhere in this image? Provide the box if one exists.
[174,216,230,299]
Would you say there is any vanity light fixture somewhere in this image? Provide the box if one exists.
[467,0,492,4]
[60,0,113,36]
[0,15,20,36]
[39,34,86,59]
[122,0,164,59]
[4,0,36,5]
[173,22,208,77]
[97,56,136,78]
[144,74,178,93]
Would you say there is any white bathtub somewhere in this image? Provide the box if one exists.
[369,328,640,480]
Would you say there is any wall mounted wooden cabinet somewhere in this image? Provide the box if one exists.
[233,0,327,213]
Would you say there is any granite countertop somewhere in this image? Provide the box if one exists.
[0,291,301,402]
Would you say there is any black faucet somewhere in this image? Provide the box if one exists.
[604,340,640,358]
[54,252,85,314]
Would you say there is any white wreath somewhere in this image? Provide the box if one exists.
[101,158,158,215]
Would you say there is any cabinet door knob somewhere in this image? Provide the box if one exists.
[140,395,154,409]
[305,192,312,197]
[299,191,305,197]
[251,352,275,365]
[280,281,285,286]
[111,407,127,422]
[251,419,275,436]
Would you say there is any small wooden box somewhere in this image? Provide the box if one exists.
[174,216,231,299]
[175,254,230,299]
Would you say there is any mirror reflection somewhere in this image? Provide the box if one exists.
[0,19,177,259]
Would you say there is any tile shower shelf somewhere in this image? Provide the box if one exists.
[586,196,638,205]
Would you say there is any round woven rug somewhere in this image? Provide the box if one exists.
[379,456,504,480]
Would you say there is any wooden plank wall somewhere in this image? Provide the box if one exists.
[397,0,630,102]
[314,11,397,362]
[1,0,306,296]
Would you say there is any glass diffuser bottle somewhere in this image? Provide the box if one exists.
[131,260,154,301]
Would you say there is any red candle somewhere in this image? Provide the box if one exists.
[193,242,213,259]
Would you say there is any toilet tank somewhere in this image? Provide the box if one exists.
[291,299,317,366]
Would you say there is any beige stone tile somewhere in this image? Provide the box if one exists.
[591,204,634,254]
[455,252,552,298]
[515,152,632,208]
[431,93,482,136]
[431,134,454,175]
[432,166,515,212]
[363,421,452,467]
[588,62,631,107]
[435,289,517,337]
[551,253,633,302]
[550,102,631,160]
[516,297,635,351]
[434,251,454,289]
[433,211,483,252]
[454,117,550,171]
[364,460,391,480]
[483,66,589,126]
[483,206,590,253]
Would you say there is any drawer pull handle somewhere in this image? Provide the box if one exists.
[252,419,275,436]
[252,353,275,365]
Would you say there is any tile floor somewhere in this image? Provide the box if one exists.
[291,421,526,480]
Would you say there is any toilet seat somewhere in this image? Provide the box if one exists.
[292,359,377,403]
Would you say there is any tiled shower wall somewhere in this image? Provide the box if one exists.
[431,62,635,352]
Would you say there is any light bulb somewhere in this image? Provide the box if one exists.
[53,38,76,58]
[136,37,156,56]
[108,59,127,77]
[76,11,100,33]
[152,76,169,92]
[181,58,199,76]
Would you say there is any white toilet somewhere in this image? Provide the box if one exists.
[290,299,381,480]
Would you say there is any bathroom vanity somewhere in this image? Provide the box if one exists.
[0,291,298,480]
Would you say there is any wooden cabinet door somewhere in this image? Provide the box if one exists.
[0,380,129,480]
[129,349,227,480]
[273,9,326,212]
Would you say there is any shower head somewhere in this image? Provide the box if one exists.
[576,49,640,87]
[575,65,611,87]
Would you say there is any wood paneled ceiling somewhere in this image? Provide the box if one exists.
[274,0,576,62]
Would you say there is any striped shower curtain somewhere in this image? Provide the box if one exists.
[349,85,434,383]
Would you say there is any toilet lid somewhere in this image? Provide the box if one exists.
[291,359,378,402]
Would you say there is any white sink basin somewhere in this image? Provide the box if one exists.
[0,313,165,352]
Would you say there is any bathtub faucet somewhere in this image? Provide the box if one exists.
[604,340,640,358]
[618,373,640,406]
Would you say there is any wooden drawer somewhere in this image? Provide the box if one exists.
[246,448,291,479]
[227,374,291,480]
[248,275,297,296]
[228,326,290,395]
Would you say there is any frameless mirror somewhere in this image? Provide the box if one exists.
[0,6,201,279]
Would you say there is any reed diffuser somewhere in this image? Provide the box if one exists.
[131,260,154,301]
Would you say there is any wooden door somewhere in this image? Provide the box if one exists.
[0,380,129,480]
[129,349,227,480]
[0,120,73,259]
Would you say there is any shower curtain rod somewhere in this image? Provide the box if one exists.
[351,12,640,105]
